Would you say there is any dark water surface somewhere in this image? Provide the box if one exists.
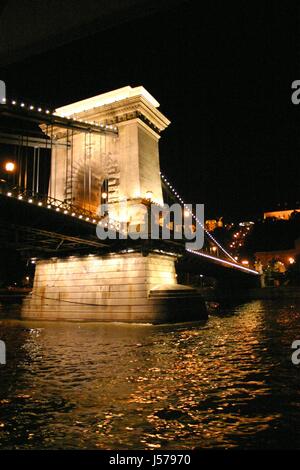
[0,300,300,449]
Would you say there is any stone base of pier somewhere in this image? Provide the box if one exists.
[21,252,207,323]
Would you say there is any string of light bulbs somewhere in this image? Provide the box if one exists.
[0,97,118,132]
[160,171,238,263]
[186,249,259,275]
[4,190,101,224]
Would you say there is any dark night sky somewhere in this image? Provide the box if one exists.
[1,0,299,220]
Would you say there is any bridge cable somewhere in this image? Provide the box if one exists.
[160,172,237,263]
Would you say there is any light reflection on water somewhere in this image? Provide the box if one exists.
[0,300,300,449]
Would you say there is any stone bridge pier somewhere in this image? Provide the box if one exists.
[22,86,207,322]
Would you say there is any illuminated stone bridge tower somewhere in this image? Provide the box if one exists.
[21,87,206,323]
[49,86,169,217]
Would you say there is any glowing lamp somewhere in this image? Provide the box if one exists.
[5,161,15,172]
[102,192,108,199]
[145,190,153,201]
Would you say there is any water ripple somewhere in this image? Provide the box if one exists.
[0,300,300,449]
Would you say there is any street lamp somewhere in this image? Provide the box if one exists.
[4,161,15,173]
[3,161,16,186]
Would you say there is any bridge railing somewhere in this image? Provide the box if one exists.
[0,181,102,223]
[0,181,239,265]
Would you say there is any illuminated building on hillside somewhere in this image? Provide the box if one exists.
[264,209,300,220]
[205,218,223,232]
[255,237,300,269]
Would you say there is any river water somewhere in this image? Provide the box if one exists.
[0,300,300,449]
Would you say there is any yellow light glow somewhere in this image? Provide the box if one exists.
[145,190,153,200]
[241,260,249,265]
[5,161,15,172]
[132,190,141,199]
[102,192,108,199]
[289,257,295,264]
